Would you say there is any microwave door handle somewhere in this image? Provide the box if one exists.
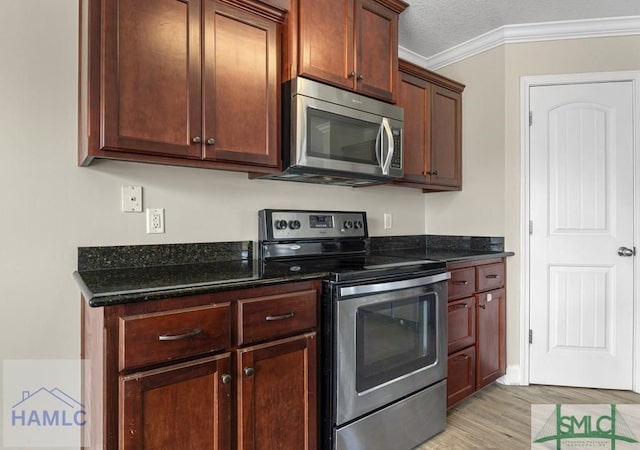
[381,117,394,175]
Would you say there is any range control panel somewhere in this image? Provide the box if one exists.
[259,209,368,241]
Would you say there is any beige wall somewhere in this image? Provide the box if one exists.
[0,0,425,373]
[431,35,640,373]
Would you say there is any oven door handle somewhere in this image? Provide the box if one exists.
[339,271,451,297]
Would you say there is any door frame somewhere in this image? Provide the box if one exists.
[519,71,640,391]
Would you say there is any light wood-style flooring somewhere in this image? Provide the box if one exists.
[414,383,640,449]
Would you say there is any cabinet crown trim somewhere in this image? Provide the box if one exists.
[373,0,409,14]
[221,0,288,23]
[399,59,465,93]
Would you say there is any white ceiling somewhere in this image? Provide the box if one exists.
[398,0,640,59]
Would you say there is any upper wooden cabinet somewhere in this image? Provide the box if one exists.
[79,0,286,173]
[395,59,465,191]
[284,0,408,103]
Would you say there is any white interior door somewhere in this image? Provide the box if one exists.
[529,81,635,389]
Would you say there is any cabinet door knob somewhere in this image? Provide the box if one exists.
[244,367,255,377]
[479,304,486,309]
[221,374,232,384]
[206,138,216,146]
[192,136,202,144]
[427,170,438,176]
[357,73,364,81]
[348,71,356,78]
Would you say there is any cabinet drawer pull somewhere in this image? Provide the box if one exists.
[265,312,296,321]
[244,367,255,377]
[485,274,500,279]
[221,374,232,384]
[452,280,469,285]
[454,354,470,361]
[450,303,469,309]
[158,328,202,341]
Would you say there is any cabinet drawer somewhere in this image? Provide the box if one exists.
[447,346,476,409]
[119,303,231,371]
[448,267,476,300]
[476,262,505,292]
[447,297,476,354]
[238,290,317,345]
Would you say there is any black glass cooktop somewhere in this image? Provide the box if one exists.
[261,254,446,283]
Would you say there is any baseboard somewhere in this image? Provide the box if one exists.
[497,365,522,385]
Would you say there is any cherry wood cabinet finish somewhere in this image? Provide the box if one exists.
[445,258,506,408]
[287,0,407,103]
[81,280,321,450]
[447,297,476,354]
[79,0,285,173]
[119,303,231,371]
[396,60,464,192]
[237,289,317,345]
[447,346,476,408]
[120,354,231,450]
[237,333,317,450]
[476,288,506,390]
[476,262,506,292]
[448,267,476,300]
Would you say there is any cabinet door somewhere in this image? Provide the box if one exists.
[476,288,506,390]
[397,70,429,184]
[298,0,354,91]
[202,1,279,167]
[120,353,231,450]
[102,0,202,159]
[237,333,317,450]
[354,0,398,102]
[448,297,476,354]
[447,346,475,409]
[429,85,462,187]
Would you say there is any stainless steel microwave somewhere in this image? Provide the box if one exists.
[262,77,404,186]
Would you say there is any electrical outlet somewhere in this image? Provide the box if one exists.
[122,185,142,212]
[146,208,165,234]
[384,213,393,229]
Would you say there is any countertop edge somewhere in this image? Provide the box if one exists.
[76,251,515,308]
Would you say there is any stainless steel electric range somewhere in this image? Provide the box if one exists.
[259,209,450,450]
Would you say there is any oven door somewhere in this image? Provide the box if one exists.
[335,271,449,425]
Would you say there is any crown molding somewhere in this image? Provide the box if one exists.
[399,15,640,71]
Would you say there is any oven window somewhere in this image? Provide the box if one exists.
[307,109,379,165]
[355,292,437,392]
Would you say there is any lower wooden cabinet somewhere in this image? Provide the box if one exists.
[446,258,506,408]
[120,354,232,450]
[237,333,317,450]
[82,280,321,450]
[476,288,506,390]
[447,347,475,407]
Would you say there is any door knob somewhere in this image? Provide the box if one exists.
[617,246,635,257]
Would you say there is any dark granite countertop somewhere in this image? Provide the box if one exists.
[74,236,514,307]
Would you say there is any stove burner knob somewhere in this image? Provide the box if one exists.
[343,220,353,230]
[354,220,363,229]
[289,219,301,230]
[274,220,288,230]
